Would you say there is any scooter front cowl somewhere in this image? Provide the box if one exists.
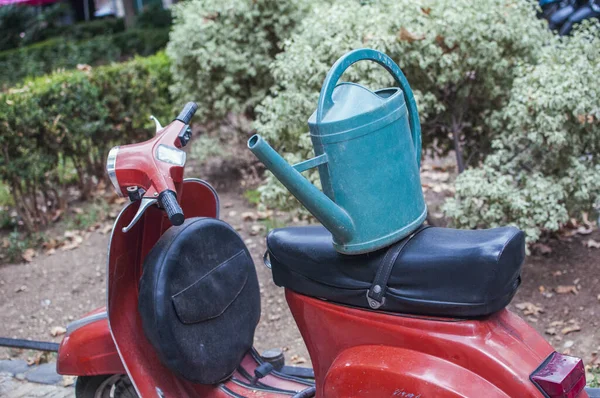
[57,307,124,376]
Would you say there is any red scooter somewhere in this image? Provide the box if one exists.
[57,102,598,398]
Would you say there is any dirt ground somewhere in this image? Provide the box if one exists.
[0,153,599,377]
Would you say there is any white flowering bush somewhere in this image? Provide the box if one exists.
[254,0,550,213]
[168,0,599,243]
[444,22,600,242]
[167,0,320,123]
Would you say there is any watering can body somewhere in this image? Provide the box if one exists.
[249,49,427,254]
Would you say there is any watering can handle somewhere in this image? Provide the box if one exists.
[316,48,422,166]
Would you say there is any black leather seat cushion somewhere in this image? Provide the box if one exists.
[139,218,260,384]
[267,225,525,318]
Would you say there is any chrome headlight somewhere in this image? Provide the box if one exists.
[106,146,123,197]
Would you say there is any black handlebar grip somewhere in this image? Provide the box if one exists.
[175,102,198,125]
[159,190,184,226]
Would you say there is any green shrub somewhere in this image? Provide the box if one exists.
[135,3,173,29]
[112,27,170,56]
[0,52,172,231]
[0,3,72,51]
[167,0,321,123]
[0,28,169,88]
[443,22,600,242]
[59,18,126,40]
[253,0,550,213]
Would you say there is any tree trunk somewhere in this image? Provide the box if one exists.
[122,0,137,29]
[451,117,465,174]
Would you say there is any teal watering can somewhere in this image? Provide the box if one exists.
[248,49,427,254]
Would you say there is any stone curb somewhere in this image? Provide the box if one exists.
[0,359,68,386]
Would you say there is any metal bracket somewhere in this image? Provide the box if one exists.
[263,250,272,269]
[366,291,385,310]
[122,197,157,233]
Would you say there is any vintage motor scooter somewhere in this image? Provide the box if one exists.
[57,50,600,398]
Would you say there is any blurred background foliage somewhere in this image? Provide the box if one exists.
[0,0,598,247]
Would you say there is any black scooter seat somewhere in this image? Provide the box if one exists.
[266,225,525,318]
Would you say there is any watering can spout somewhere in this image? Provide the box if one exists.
[248,134,355,243]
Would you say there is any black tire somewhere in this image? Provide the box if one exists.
[75,374,137,398]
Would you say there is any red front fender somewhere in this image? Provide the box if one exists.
[57,308,125,376]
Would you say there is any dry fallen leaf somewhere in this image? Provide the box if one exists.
[398,27,425,43]
[532,243,552,255]
[585,239,600,249]
[21,248,36,262]
[63,375,76,387]
[87,222,102,232]
[64,230,79,239]
[555,285,578,295]
[561,324,581,335]
[250,224,264,236]
[27,351,50,366]
[42,239,59,251]
[50,326,67,337]
[51,209,63,223]
[241,211,258,222]
[515,302,544,316]
[256,210,273,220]
[545,327,557,336]
[576,226,594,235]
[101,224,113,235]
[291,355,307,365]
[61,235,83,251]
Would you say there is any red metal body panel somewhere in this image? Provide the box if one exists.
[108,179,220,397]
[112,120,188,198]
[56,308,124,376]
[57,179,218,380]
[285,290,587,398]
[106,180,310,397]
[58,171,588,396]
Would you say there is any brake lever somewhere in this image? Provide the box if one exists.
[122,197,158,233]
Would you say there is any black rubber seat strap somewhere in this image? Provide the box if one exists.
[366,225,431,309]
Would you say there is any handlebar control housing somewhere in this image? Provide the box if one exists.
[106,102,198,226]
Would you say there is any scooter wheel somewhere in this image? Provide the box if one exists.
[114,376,138,398]
[75,374,137,398]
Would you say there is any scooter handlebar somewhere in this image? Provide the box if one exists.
[176,102,198,125]
[159,190,184,226]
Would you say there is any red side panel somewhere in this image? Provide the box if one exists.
[107,180,312,397]
[286,290,555,398]
[56,310,124,376]
[57,180,218,381]
[108,181,220,397]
